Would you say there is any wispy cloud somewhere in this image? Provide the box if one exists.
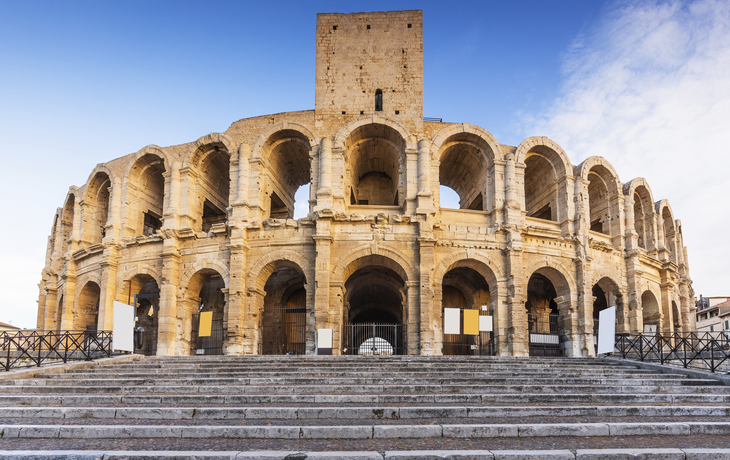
[527,0,730,297]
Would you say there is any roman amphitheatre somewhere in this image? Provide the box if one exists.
[36,9,693,358]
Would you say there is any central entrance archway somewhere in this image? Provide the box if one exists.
[261,265,307,355]
[342,256,408,355]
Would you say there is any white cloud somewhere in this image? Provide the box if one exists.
[527,0,730,298]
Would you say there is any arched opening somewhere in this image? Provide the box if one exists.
[185,269,226,355]
[438,132,493,211]
[631,185,654,251]
[84,172,111,245]
[192,145,229,233]
[439,186,461,209]
[441,266,492,355]
[293,184,311,219]
[261,265,307,355]
[127,154,165,237]
[525,268,571,357]
[662,207,676,263]
[343,256,407,355]
[55,294,64,332]
[641,290,661,332]
[75,281,100,331]
[375,89,383,112]
[591,278,623,352]
[524,154,557,221]
[127,274,160,356]
[345,124,404,207]
[587,169,611,235]
[634,192,646,249]
[60,195,75,257]
[262,130,312,220]
[672,300,681,331]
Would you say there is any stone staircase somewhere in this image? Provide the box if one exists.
[1,355,729,459]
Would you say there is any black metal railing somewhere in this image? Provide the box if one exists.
[345,323,407,355]
[528,313,561,357]
[191,312,224,356]
[1,330,113,372]
[614,331,730,373]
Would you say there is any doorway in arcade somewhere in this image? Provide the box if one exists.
[343,260,407,355]
[441,266,494,355]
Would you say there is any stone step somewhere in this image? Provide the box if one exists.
[0,450,727,459]
[5,377,713,387]
[2,405,728,420]
[2,383,728,395]
[2,421,729,439]
[0,392,726,406]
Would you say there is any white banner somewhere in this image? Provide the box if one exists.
[479,315,493,332]
[597,306,616,355]
[317,328,333,349]
[112,301,134,352]
[444,308,460,335]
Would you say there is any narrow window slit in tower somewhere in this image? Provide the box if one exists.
[375,89,383,112]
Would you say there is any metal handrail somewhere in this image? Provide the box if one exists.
[614,331,730,373]
[1,330,113,371]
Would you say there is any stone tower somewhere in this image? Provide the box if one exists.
[314,10,423,133]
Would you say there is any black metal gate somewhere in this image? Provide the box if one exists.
[442,308,495,356]
[528,312,561,356]
[191,312,224,355]
[261,306,306,355]
[345,323,406,355]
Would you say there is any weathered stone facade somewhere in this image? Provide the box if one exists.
[36,10,694,357]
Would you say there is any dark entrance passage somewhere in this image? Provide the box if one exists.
[189,273,225,356]
[343,259,407,355]
[129,274,160,356]
[441,266,494,356]
[526,273,562,357]
[261,267,307,355]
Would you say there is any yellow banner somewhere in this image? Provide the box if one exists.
[463,309,479,335]
[199,311,213,337]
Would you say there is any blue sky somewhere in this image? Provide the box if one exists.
[1,0,728,328]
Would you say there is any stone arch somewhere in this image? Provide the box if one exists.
[434,252,502,297]
[250,124,315,219]
[641,288,662,330]
[124,145,172,177]
[656,199,678,264]
[523,258,576,295]
[121,265,163,287]
[247,249,312,291]
[332,245,416,284]
[180,260,230,293]
[431,124,503,213]
[575,156,622,237]
[83,164,115,191]
[624,178,656,251]
[74,277,101,331]
[75,272,102,297]
[186,134,232,232]
[251,122,316,160]
[333,114,417,151]
[516,137,573,223]
[123,149,167,238]
[82,169,112,245]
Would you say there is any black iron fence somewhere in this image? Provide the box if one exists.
[614,331,730,373]
[345,323,406,355]
[191,312,224,356]
[528,313,561,357]
[1,330,113,372]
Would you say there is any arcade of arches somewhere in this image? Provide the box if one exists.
[37,10,693,358]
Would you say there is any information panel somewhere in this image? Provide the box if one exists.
[597,306,616,355]
[444,308,460,335]
[112,301,134,352]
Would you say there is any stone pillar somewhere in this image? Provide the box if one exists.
[156,240,181,356]
[418,237,435,355]
[416,139,433,213]
[42,287,57,331]
[504,229,525,356]
[316,138,333,210]
[225,242,247,354]
[163,161,181,230]
[405,147,419,214]
[556,295,579,357]
[575,258,593,357]
[177,166,197,230]
[97,249,119,331]
[61,273,77,331]
[313,218,333,354]
[71,195,82,253]
[236,145,251,205]
[503,152,520,225]
[105,177,122,244]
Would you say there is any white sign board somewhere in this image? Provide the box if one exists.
[597,306,616,355]
[112,301,134,352]
[317,328,333,349]
[444,308,460,335]
[479,315,493,332]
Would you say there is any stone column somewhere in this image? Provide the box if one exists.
[236,145,251,205]
[225,242,247,354]
[156,239,181,356]
[105,177,122,243]
[503,152,520,225]
[316,138,333,210]
[313,218,333,354]
[97,248,119,331]
[71,195,82,253]
[504,229,526,356]
[177,166,197,230]
[418,237,435,355]
[163,161,181,230]
[416,139,433,213]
